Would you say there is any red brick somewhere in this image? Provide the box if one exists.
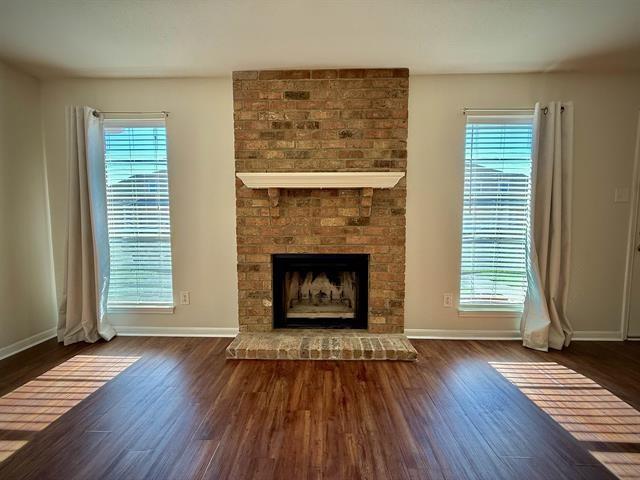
[311,69,338,79]
[233,71,259,80]
[258,70,311,80]
[338,69,366,78]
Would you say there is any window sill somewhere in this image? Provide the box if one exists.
[457,306,523,318]
[107,305,175,315]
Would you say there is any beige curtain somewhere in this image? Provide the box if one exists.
[521,102,574,351]
[58,106,116,345]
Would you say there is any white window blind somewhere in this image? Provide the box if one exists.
[460,114,534,309]
[103,117,174,310]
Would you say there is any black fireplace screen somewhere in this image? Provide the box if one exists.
[272,254,368,329]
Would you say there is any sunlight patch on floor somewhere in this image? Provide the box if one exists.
[490,361,640,479]
[0,440,28,462]
[0,355,139,462]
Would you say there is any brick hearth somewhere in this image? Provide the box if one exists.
[226,330,417,361]
[233,68,408,335]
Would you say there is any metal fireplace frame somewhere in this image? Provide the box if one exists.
[272,253,369,329]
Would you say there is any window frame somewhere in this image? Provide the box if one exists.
[102,114,175,314]
[457,112,534,315]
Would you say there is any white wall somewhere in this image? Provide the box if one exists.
[406,73,640,336]
[0,61,57,350]
[40,73,640,337]
[41,78,238,331]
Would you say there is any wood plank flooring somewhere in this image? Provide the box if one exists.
[0,337,639,479]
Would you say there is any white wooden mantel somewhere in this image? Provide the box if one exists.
[236,172,404,189]
[236,171,405,217]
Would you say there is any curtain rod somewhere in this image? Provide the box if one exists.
[92,110,169,117]
[462,107,533,115]
[462,106,564,115]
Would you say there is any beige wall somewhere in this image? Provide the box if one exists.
[406,73,640,336]
[41,78,238,331]
[0,61,57,350]
[40,73,640,336]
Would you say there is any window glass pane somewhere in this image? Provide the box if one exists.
[104,119,174,308]
[460,117,533,307]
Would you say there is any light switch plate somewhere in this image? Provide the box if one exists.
[614,187,630,203]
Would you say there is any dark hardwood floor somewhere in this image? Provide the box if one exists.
[0,336,639,479]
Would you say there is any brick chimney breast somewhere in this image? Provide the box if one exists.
[233,69,408,333]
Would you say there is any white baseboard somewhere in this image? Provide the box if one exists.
[114,326,239,337]
[0,328,57,361]
[571,330,623,341]
[405,328,624,341]
[405,329,521,340]
[0,326,623,361]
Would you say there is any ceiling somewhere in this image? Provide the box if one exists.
[1,0,639,79]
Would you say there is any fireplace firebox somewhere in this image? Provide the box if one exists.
[272,254,368,329]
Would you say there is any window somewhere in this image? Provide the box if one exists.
[459,114,534,310]
[103,117,174,310]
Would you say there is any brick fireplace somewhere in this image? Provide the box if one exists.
[272,253,369,329]
[233,68,408,335]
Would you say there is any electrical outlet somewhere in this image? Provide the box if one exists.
[443,293,453,308]
[179,291,190,305]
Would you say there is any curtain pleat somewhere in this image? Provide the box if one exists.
[521,102,574,351]
[58,106,115,345]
